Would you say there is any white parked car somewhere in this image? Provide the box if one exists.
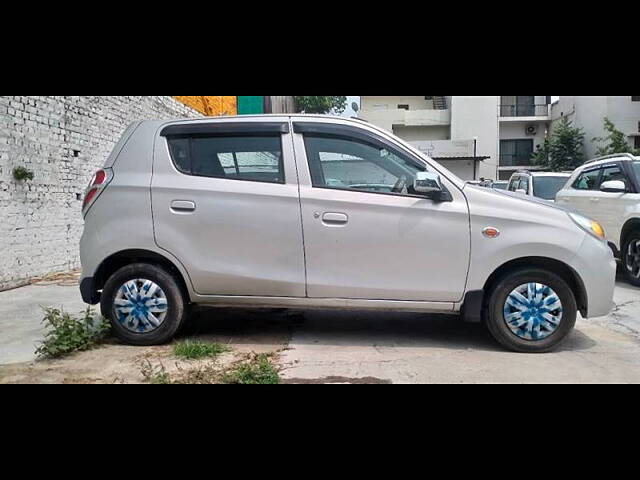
[79,115,616,352]
[556,153,640,285]
[506,170,572,202]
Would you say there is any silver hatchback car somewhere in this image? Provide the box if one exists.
[79,115,616,352]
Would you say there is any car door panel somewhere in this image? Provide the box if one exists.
[292,122,471,302]
[151,122,306,297]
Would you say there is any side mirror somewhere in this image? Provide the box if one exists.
[600,180,627,193]
[515,188,527,195]
[414,171,451,201]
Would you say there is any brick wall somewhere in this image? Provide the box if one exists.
[0,96,202,291]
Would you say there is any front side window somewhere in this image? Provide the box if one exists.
[166,135,284,184]
[518,177,530,193]
[572,168,601,190]
[600,165,630,190]
[303,135,425,195]
[508,177,520,191]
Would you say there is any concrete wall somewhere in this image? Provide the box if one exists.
[393,125,450,141]
[450,96,499,179]
[361,96,434,111]
[0,96,202,291]
[551,96,640,159]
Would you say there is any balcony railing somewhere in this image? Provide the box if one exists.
[499,104,549,117]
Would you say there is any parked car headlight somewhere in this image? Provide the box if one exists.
[568,212,605,240]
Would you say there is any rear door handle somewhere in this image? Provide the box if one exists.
[170,200,196,212]
[321,212,348,225]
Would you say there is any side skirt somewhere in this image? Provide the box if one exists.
[191,294,457,314]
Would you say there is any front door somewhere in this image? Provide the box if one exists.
[292,122,471,302]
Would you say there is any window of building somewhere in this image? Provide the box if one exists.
[635,136,640,149]
[302,135,426,196]
[166,135,284,184]
[631,96,640,101]
[572,168,601,190]
[500,139,534,166]
[397,104,409,110]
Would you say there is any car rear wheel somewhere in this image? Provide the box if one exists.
[622,231,640,287]
[100,263,187,345]
[484,268,577,353]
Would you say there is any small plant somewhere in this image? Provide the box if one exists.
[12,166,34,181]
[593,117,640,156]
[222,353,280,385]
[173,340,230,360]
[140,360,171,384]
[35,307,110,359]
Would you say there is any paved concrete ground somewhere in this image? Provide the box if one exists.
[1,273,640,383]
[0,283,88,364]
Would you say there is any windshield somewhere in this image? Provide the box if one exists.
[532,176,569,200]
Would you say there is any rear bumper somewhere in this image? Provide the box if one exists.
[80,277,101,305]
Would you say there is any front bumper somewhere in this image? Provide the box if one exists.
[571,235,616,318]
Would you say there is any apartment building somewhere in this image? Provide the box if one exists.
[359,96,552,180]
[551,96,640,159]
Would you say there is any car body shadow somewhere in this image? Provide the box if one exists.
[179,306,596,353]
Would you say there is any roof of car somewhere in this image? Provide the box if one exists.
[581,153,640,168]
[513,170,572,177]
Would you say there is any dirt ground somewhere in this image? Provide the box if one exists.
[0,308,293,384]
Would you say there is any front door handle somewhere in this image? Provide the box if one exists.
[589,198,600,203]
[170,200,196,212]
[322,212,348,225]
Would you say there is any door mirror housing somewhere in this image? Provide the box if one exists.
[515,188,528,195]
[414,171,452,201]
[600,180,627,193]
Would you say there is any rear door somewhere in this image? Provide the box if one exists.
[151,120,306,297]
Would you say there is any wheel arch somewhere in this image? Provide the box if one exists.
[482,256,588,317]
[620,218,640,250]
[93,249,192,304]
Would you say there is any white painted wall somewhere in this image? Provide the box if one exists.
[450,96,499,179]
[551,96,640,159]
[393,125,449,141]
[361,96,434,111]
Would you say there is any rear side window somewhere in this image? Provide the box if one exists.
[572,168,601,190]
[166,135,284,184]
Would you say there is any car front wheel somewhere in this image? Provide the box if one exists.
[484,268,577,353]
[622,231,640,287]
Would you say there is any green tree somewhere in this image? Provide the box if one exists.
[532,117,585,171]
[294,96,347,114]
[592,117,640,156]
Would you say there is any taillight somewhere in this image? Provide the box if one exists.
[82,168,113,216]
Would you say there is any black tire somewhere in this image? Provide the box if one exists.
[484,268,577,353]
[100,263,187,346]
[622,230,640,287]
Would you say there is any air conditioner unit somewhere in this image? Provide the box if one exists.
[525,124,538,136]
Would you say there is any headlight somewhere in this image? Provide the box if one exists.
[568,212,605,240]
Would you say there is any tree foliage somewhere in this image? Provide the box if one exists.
[294,96,347,115]
[532,117,585,171]
[593,117,639,156]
